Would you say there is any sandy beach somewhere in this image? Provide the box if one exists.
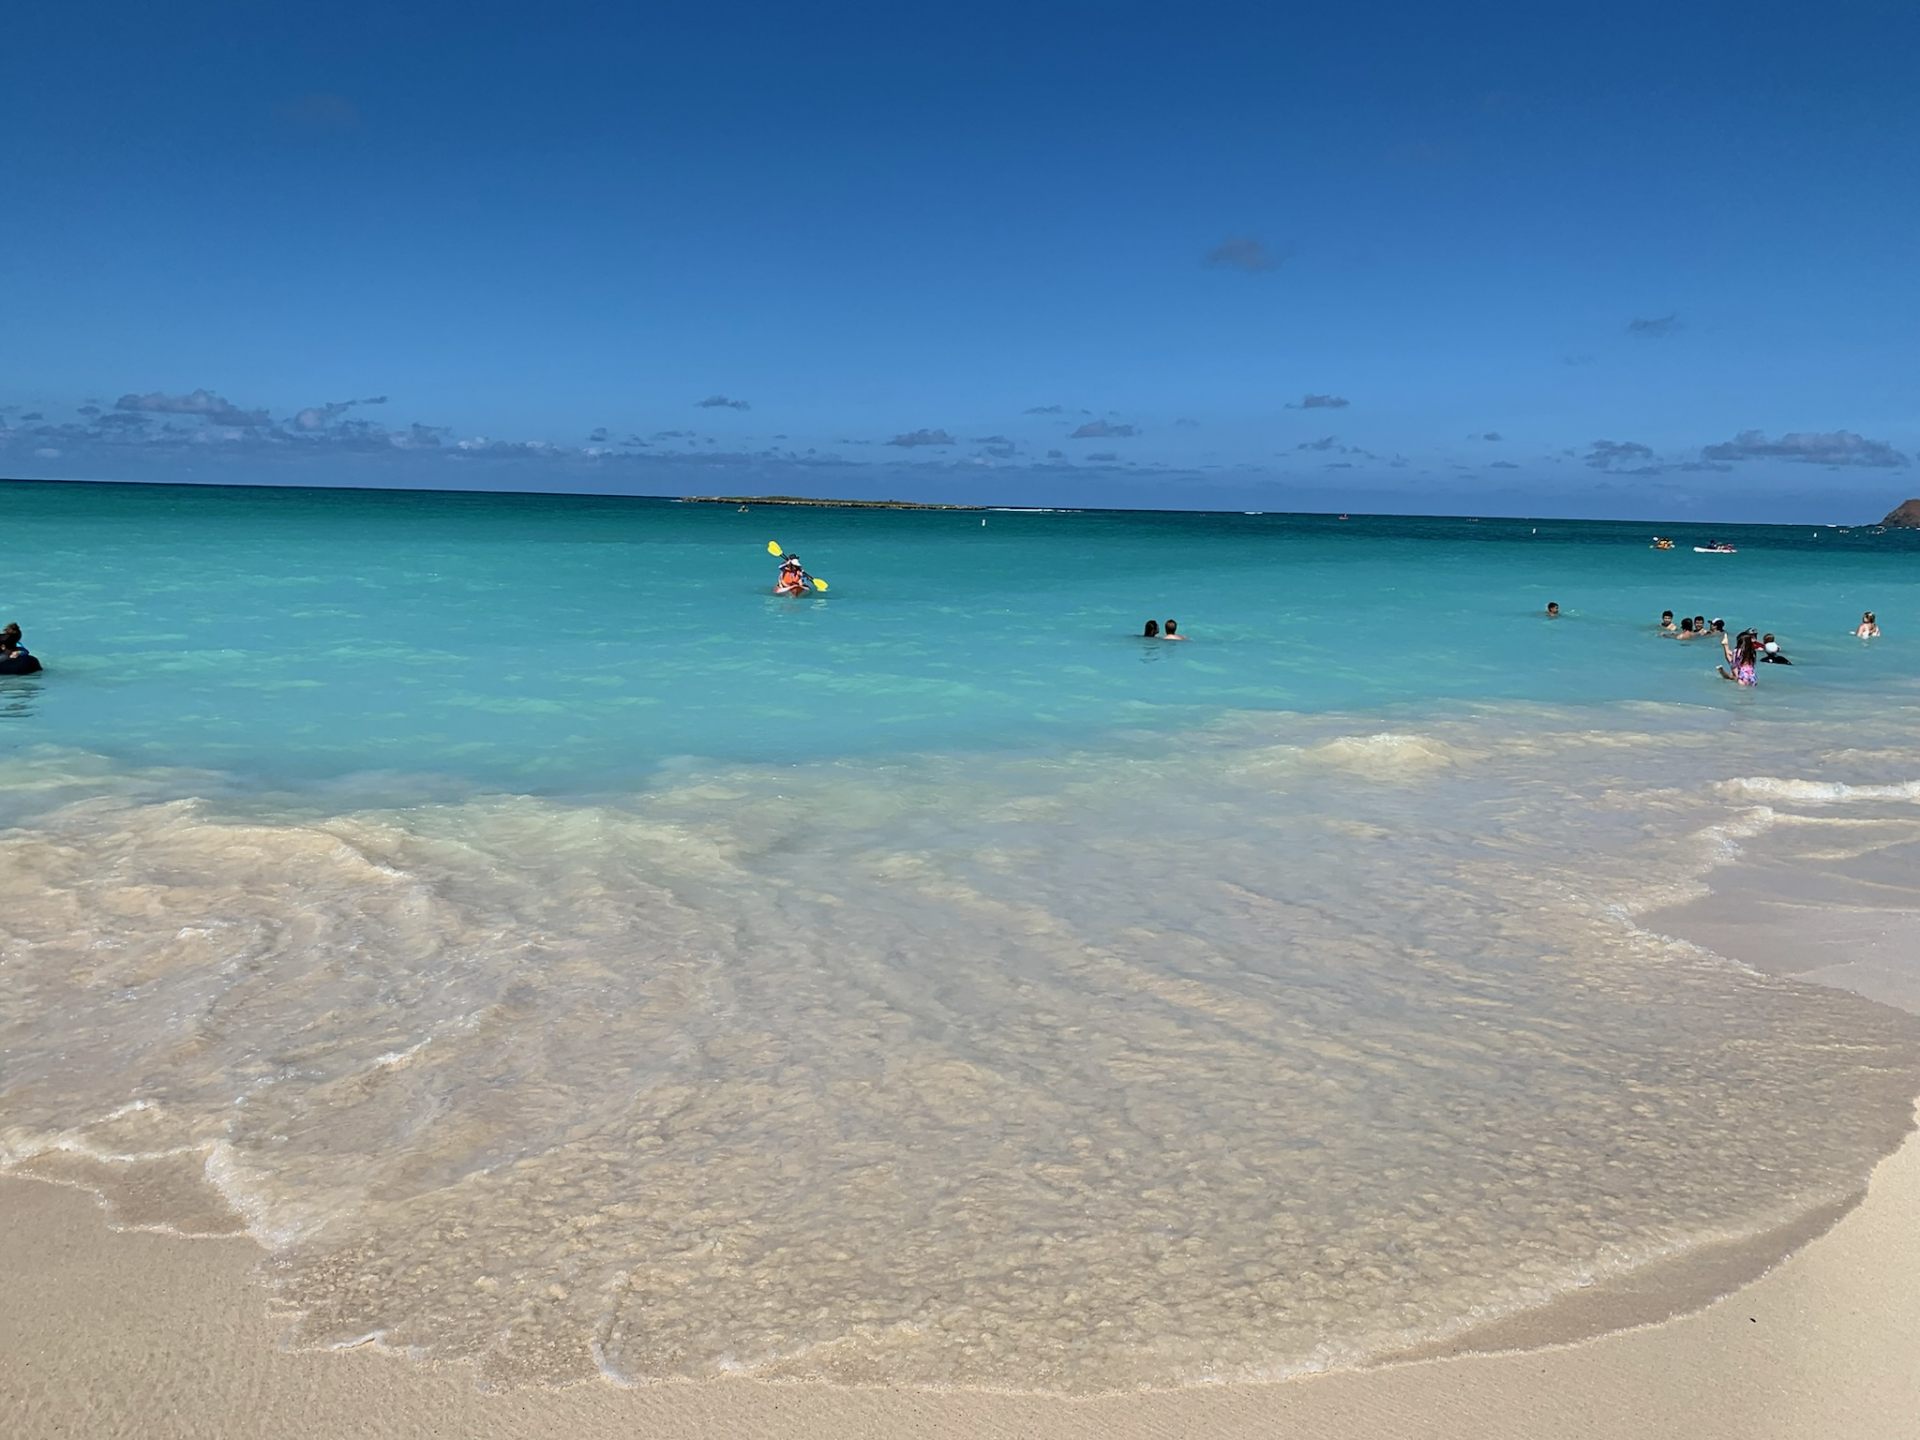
[7,824,1917,1440]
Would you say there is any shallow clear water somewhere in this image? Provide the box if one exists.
[3,480,1919,1391]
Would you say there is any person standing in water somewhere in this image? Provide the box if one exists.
[1718,630,1760,687]
[1162,619,1187,641]
[1856,611,1881,638]
[1141,620,1160,638]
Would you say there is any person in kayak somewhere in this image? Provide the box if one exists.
[775,555,809,595]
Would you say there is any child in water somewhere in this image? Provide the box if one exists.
[1717,630,1759,687]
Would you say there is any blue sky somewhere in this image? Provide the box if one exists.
[3,0,1916,520]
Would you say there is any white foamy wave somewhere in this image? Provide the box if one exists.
[1232,730,1474,780]
[1720,777,1920,805]
[1309,731,1468,771]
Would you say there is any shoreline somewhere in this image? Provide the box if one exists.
[7,1112,1917,1439]
[5,797,1919,1435]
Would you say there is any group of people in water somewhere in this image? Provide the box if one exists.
[1534,602,1886,692]
[1141,620,1186,641]
[1658,612,1792,682]
[1664,608,1882,688]
[0,622,40,675]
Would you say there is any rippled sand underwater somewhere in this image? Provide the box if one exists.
[4,702,1920,1392]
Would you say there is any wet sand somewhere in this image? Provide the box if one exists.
[6,827,1919,1439]
[4,1118,1916,1440]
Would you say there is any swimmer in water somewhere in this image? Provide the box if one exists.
[0,622,38,674]
[1759,632,1792,665]
[1142,620,1159,638]
[1659,610,1676,633]
[1545,602,1560,618]
[1717,630,1759,688]
[1677,617,1696,639]
[1162,619,1187,641]
[1856,610,1881,638]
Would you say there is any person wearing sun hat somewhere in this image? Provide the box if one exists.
[775,554,808,596]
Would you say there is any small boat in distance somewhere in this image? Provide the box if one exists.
[1693,541,1738,554]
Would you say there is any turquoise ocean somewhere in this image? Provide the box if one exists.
[4,477,1920,1390]
[2,480,1916,792]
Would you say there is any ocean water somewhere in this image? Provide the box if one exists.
[4,478,1920,1390]
[2,479,1914,794]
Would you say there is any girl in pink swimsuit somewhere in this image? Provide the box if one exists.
[1718,631,1759,687]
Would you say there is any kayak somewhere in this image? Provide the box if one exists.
[1693,545,1737,554]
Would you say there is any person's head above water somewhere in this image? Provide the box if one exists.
[1164,619,1179,636]
[1142,620,1159,638]
[1661,610,1674,622]
[1545,602,1560,617]
[1679,617,1695,633]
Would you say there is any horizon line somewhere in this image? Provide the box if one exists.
[2,471,1908,532]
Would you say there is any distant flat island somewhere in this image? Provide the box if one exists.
[682,495,983,511]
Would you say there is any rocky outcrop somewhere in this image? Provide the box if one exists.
[1882,499,1920,528]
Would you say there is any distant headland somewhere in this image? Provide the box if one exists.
[1882,498,1920,528]
[682,495,982,511]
